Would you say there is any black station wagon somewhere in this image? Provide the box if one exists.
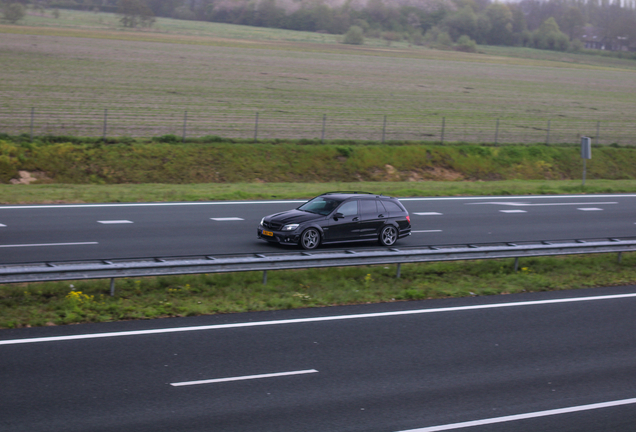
[258,192,411,250]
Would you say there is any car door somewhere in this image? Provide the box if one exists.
[358,199,387,240]
[325,200,360,241]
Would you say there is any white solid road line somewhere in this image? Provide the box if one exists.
[170,369,319,387]
[395,397,636,432]
[97,220,133,224]
[210,217,244,221]
[0,242,98,248]
[2,292,636,346]
[0,201,307,210]
[469,201,617,207]
[0,195,633,210]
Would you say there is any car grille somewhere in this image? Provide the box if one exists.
[263,221,283,230]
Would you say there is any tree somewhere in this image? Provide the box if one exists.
[456,34,478,52]
[560,6,585,40]
[444,6,478,41]
[533,17,570,51]
[117,0,155,28]
[2,2,26,24]
[343,25,364,45]
[484,3,513,45]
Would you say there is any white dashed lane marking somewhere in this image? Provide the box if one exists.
[0,242,98,248]
[412,230,442,233]
[413,212,443,216]
[500,210,527,213]
[98,220,133,224]
[211,217,244,221]
[578,208,603,211]
[0,223,6,227]
[171,369,319,387]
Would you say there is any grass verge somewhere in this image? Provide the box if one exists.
[2,253,634,329]
[2,180,636,204]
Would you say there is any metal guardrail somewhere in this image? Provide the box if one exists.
[1,238,634,291]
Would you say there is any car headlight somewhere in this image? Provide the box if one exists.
[282,224,299,231]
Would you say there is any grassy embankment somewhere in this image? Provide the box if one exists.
[3,254,636,329]
[2,138,636,201]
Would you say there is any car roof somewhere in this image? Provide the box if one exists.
[319,192,396,201]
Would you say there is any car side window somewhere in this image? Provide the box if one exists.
[382,201,403,214]
[376,200,387,214]
[359,199,376,216]
[338,200,358,217]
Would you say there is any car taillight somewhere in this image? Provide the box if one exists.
[406,215,410,223]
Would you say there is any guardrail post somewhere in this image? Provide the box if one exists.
[262,270,267,285]
[514,257,519,272]
[396,263,401,278]
[110,277,115,296]
[618,252,623,264]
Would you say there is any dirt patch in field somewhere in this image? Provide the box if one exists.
[10,171,50,185]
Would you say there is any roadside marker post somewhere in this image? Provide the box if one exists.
[581,136,592,187]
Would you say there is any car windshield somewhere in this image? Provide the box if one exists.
[298,197,340,216]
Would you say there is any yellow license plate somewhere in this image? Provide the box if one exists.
[263,230,273,236]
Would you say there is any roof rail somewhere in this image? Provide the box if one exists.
[322,191,375,195]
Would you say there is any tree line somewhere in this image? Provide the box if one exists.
[13,0,636,53]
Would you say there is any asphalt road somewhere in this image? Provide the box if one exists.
[1,286,636,432]
[1,194,636,264]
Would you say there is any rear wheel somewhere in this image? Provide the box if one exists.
[300,228,320,250]
[379,225,398,246]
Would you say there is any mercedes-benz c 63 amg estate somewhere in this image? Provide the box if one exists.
[258,192,411,250]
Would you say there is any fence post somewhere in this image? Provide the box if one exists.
[30,107,34,142]
[182,110,188,143]
[495,118,499,145]
[254,112,259,142]
[595,121,600,145]
[546,120,550,145]
[321,114,326,144]
[102,109,108,143]
[441,117,445,144]
[382,115,387,143]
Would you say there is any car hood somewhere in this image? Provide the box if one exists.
[267,209,324,224]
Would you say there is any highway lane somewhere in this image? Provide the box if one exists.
[1,286,636,432]
[1,194,635,264]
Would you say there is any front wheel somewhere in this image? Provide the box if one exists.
[379,225,398,246]
[300,228,321,250]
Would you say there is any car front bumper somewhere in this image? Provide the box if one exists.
[257,227,301,245]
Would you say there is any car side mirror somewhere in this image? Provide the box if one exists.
[334,212,344,220]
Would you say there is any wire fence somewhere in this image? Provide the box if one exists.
[1,108,634,145]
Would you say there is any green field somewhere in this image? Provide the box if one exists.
[1,10,636,144]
